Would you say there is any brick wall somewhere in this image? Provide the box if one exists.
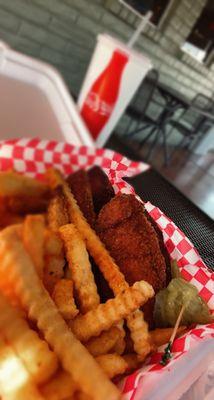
[0,0,104,95]
[0,0,213,102]
[106,0,213,100]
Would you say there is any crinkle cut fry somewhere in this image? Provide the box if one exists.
[150,326,187,347]
[40,370,77,400]
[52,279,79,320]
[0,277,22,309]
[46,168,153,357]
[0,291,58,384]
[60,223,127,351]
[59,222,127,351]
[44,230,63,256]
[43,254,65,295]
[60,223,127,354]
[0,170,49,198]
[113,321,126,355]
[85,326,121,357]
[69,281,154,342]
[47,186,69,232]
[43,229,65,295]
[22,214,45,279]
[0,332,44,400]
[123,353,141,373]
[59,224,100,314]
[126,310,154,360]
[95,353,128,379]
[74,392,91,400]
[43,230,65,295]
[0,226,120,400]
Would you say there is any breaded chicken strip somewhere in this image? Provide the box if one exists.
[88,166,115,214]
[96,194,168,326]
[67,170,96,227]
[144,209,171,286]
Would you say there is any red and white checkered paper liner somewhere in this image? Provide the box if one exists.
[0,138,213,399]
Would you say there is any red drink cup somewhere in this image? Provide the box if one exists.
[78,34,152,146]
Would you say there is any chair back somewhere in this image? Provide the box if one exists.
[129,69,159,116]
[182,94,214,133]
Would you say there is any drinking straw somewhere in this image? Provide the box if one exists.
[127,10,153,48]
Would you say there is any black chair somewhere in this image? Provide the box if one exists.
[124,69,159,136]
[166,94,214,162]
[125,69,177,164]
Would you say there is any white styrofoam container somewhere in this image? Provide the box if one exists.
[140,338,214,400]
[0,41,93,146]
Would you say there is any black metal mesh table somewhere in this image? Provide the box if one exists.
[126,169,214,270]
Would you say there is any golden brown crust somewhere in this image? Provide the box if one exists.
[96,194,168,327]
[67,170,96,227]
[144,209,171,285]
[97,194,166,292]
[88,166,115,213]
[96,193,142,229]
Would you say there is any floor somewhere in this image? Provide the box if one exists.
[106,134,214,220]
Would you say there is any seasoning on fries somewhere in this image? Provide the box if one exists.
[59,224,100,314]
[69,281,154,342]
[52,279,79,320]
[95,353,128,379]
[111,321,126,355]
[85,326,121,357]
[47,186,69,232]
[43,230,65,294]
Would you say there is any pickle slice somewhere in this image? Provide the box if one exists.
[154,276,213,327]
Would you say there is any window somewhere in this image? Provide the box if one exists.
[119,0,172,26]
[182,0,214,63]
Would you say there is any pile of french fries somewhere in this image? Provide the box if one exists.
[0,169,186,400]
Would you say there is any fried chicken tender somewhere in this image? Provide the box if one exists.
[88,166,115,213]
[144,209,171,285]
[67,170,95,227]
[96,194,168,326]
